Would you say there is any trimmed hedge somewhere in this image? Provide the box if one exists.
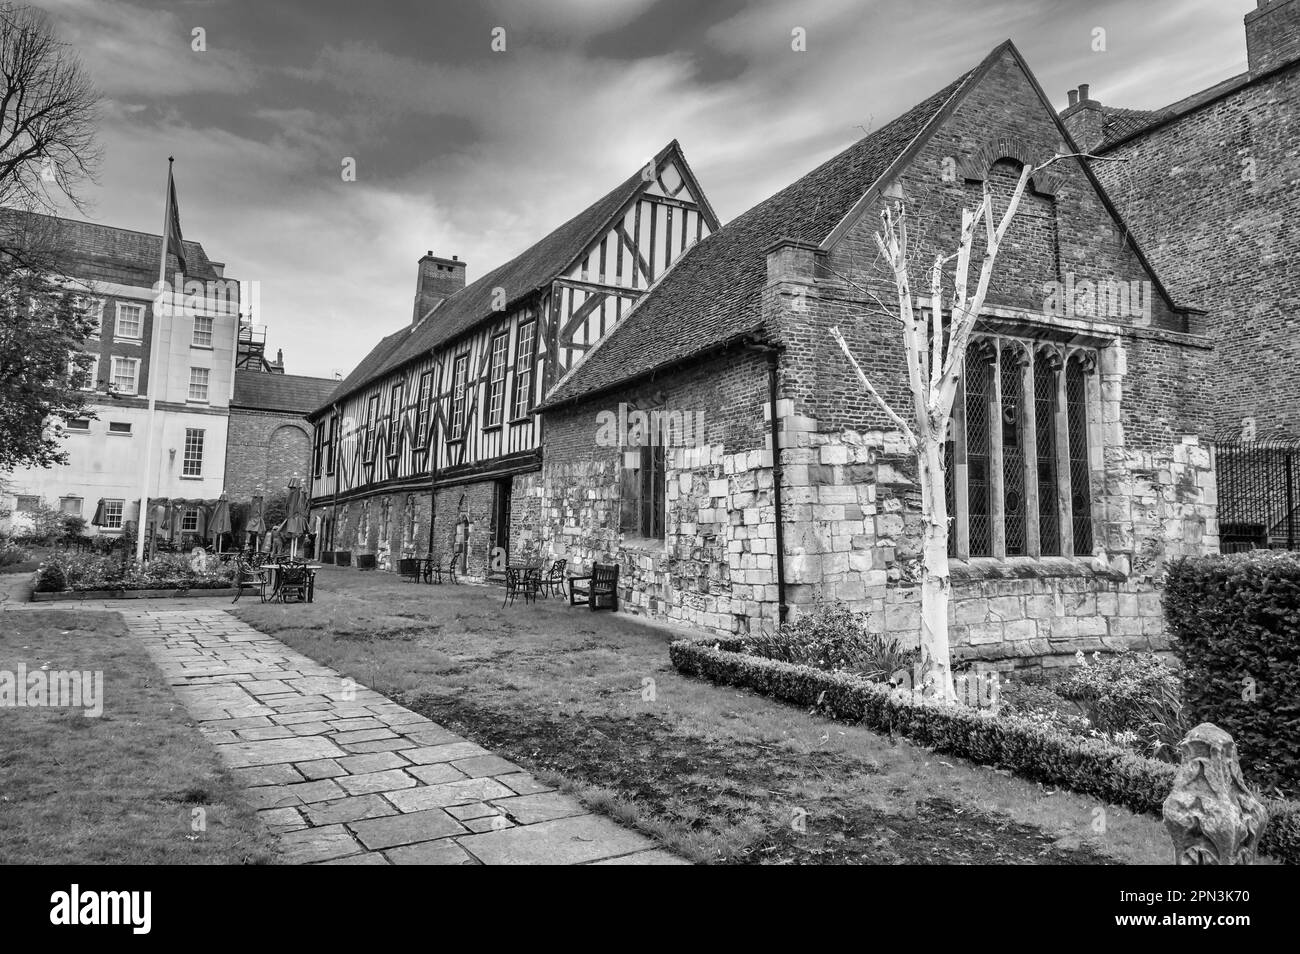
[1165,552,1300,792]
[670,639,1300,863]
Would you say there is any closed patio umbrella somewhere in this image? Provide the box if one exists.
[284,482,309,558]
[246,495,267,549]
[90,498,107,527]
[209,494,232,553]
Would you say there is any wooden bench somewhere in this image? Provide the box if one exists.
[568,562,619,611]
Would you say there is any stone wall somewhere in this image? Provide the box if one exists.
[539,350,775,632]
[774,419,1216,669]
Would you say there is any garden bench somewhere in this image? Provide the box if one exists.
[568,562,619,611]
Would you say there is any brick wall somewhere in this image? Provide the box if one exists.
[225,409,312,500]
[432,480,498,580]
[1089,64,1300,438]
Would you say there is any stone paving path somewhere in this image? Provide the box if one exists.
[94,604,685,865]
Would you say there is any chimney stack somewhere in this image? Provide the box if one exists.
[1060,83,1105,152]
[413,252,466,324]
[1246,0,1300,75]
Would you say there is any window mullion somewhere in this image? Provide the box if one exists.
[1022,351,1041,557]
[990,342,1006,559]
[954,376,970,559]
[1055,363,1075,557]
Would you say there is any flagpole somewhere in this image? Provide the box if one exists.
[135,156,174,564]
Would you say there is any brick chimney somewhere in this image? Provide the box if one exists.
[1060,84,1104,152]
[1246,0,1300,75]
[413,252,466,323]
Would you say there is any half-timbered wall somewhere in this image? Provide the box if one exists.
[310,156,712,528]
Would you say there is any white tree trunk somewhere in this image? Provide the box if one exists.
[916,426,954,700]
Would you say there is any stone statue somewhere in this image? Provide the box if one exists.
[1162,722,1267,865]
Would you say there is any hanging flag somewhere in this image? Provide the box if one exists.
[166,162,187,275]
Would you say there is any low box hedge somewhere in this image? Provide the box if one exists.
[1165,551,1300,792]
[670,638,1300,863]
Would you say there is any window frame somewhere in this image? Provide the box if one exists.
[449,353,470,440]
[103,499,124,530]
[182,427,205,478]
[188,366,210,403]
[69,352,96,391]
[638,442,667,541]
[192,314,214,349]
[110,356,140,395]
[485,331,509,428]
[60,496,83,516]
[364,394,380,462]
[325,414,338,475]
[414,370,433,451]
[945,336,1097,562]
[388,381,405,456]
[114,301,144,340]
[84,298,105,338]
[510,320,536,421]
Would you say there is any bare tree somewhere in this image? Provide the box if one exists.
[0,2,100,215]
[831,154,1109,700]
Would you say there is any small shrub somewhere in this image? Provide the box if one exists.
[1055,651,1190,763]
[1166,551,1300,793]
[0,542,30,568]
[740,603,920,680]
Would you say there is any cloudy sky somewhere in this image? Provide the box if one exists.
[38,0,1258,379]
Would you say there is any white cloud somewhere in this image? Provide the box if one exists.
[40,0,256,98]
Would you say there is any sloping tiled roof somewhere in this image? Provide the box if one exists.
[320,141,685,414]
[1096,68,1268,150]
[1098,106,1174,147]
[0,209,223,285]
[542,66,980,408]
[232,370,339,415]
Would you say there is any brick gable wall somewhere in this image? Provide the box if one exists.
[1092,65,1300,439]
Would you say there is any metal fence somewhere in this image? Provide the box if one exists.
[1214,436,1300,552]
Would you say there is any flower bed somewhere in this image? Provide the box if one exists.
[32,551,237,598]
[669,638,1300,863]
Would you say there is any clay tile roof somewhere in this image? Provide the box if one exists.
[232,370,340,415]
[320,141,685,414]
[542,66,980,409]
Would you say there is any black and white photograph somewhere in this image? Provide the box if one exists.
[0,0,1293,917]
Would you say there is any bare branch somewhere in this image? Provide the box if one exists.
[829,325,917,450]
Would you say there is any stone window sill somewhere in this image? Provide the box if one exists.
[619,536,666,554]
[950,555,1125,583]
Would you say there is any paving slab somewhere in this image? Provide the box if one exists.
[456,814,658,866]
[348,808,467,850]
[94,605,685,865]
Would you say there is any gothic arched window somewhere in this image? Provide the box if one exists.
[946,337,1096,559]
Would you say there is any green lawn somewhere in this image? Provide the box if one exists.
[234,567,1174,864]
[0,609,274,864]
